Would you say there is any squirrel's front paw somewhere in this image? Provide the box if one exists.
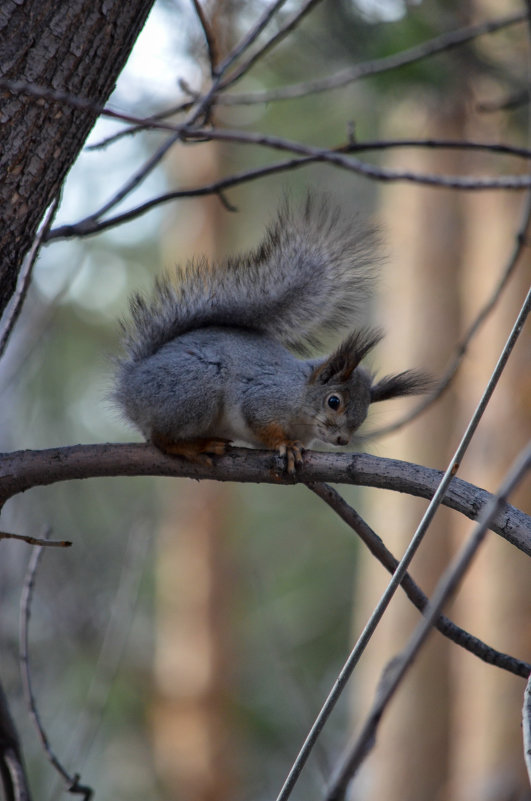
[278,441,305,474]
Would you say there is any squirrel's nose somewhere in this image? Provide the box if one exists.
[336,435,349,446]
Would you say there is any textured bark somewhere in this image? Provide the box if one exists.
[0,444,529,555]
[0,0,156,317]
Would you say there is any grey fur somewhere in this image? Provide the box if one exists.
[118,194,378,363]
[113,194,429,461]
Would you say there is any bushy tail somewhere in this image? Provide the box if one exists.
[120,194,379,362]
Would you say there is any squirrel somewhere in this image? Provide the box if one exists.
[114,194,430,473]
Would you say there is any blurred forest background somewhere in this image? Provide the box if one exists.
[0,1,530,800]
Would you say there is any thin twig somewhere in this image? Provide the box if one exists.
[19,537,93,799]
[346,138,531,159]
[325,443,531,801]
[85,99,195,151]
[213,0,288,78]
[84,132,181,222]
[0,531,71,548]
[21,3,296,227]
[0,195,60,360]
[47,134,531,241]
[308,483,530,676]
[47,148,344,240]
[219,0,324,90]
[218,10,526,105]
[179,126,531,189]
[191,0,219,77]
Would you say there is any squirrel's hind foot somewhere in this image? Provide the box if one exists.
[151,433,229,466]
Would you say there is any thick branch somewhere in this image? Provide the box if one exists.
[0,444,529,554]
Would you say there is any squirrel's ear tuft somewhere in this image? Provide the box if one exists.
[310,328,383,384]
[370,370,433,403]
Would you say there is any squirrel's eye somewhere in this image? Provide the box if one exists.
[327,394,341,411]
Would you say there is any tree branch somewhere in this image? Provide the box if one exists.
[308,482,530,676]
[0,444,529,555]
[219,0,324,89]
[179,126,531,190]
[190,0,219,77]
[325,443,531,801]
[219,10,526,105]
[274,480,530,801]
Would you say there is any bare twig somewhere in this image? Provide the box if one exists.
[47,147,346,240]
[19,539,93,799]
[191,0,219,77]
[179,126,531,189]
[274,480,530,801]
[308,483,530,676]
[0,195,60,359]
[325,443,531,801]
[345,138,531,159]
[47,134,531,242]
[219,11,526,105]
[0,531,71,548]
[85,98,196,151]
[87,126,531,161]
[84,132,181,222]
[213,0,288,78]
[219,0,324,90]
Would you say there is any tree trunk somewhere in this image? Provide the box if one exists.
[0,0,156,317]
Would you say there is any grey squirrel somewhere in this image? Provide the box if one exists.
[114,195,430,472]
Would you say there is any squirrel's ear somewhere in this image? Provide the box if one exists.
[310,328,383,384]
[370,370,433,402]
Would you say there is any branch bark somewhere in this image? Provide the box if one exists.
[0,444,529,555]
[0,0,156,318]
